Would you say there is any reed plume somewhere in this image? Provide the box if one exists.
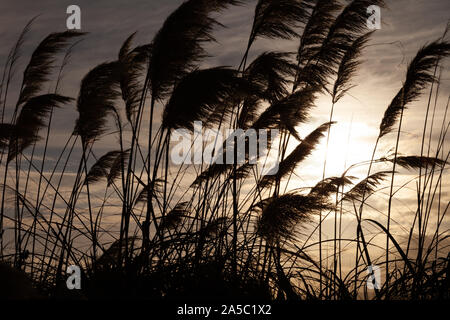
[74,62,121,145]
[148,0,243,101]
[17,31,85,107]
[8,94,73,162]
[85,149,130,186]
[256,193,331,243]
[162,67,257,131]
[379,41,450,138]
[259,122,334,188]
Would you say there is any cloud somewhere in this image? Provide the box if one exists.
[0,0,448,224]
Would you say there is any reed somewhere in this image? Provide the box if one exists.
[0,0,448,300]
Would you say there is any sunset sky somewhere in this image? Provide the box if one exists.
[0,0,448,162]
[0,0,449,264]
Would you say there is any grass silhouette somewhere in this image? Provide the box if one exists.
[0,0,449,300]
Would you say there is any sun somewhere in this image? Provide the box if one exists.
[319,120,377,178]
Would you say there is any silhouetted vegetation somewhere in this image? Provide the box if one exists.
[0,0,449,300]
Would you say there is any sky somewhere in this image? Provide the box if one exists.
[0,0,449,268]
[0,0,448,158]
